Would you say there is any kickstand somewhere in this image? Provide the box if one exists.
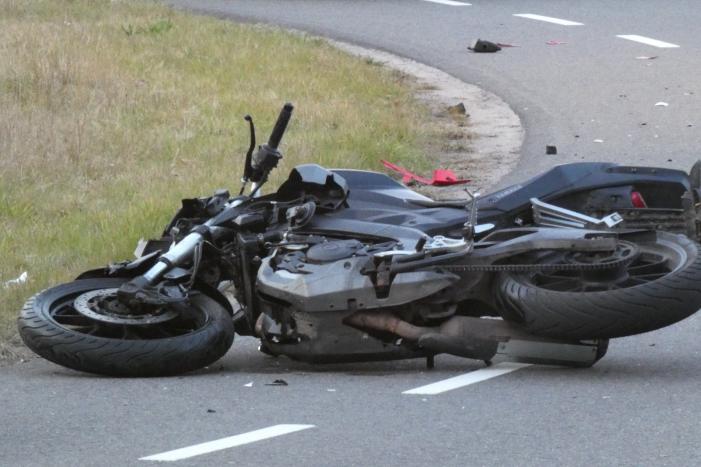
[426,355,435,370]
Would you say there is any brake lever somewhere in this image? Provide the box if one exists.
[240,115,256,196]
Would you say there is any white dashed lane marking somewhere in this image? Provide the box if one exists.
[616,35,680,48]
[403,362,532,395]
[513,13,584,26]
[420,0,471,6]
[140,424,315,462]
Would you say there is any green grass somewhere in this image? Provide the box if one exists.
[0,0,433,355]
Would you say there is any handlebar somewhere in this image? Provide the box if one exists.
[267,103,294,149]
[247,103,294,187]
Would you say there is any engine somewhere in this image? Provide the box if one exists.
[254,236,460,361]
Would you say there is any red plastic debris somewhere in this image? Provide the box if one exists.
[381,160,471,186]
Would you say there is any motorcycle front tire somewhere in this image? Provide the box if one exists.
[18,278,235,377]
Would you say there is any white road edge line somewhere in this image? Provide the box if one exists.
[421,0,471,6]
[139,424,316,462]
[616,35,680,48]
[403,362,532,395]
[513,13,583,26]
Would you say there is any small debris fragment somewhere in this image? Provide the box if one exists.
[266,379,288,386]
[447,102,466,116]
[546,145,558,155]
[3,271,28,288]
[207,409,216,413]
[468,39,501,53]
[244,381,254,388]
[327,389,337,392]
[655,102,669,107]
[635,56,658,60]
[593,139,604,143]
[650,343,656,347]
[545,40,567,46]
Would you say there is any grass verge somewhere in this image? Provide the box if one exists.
[0,0,434,356]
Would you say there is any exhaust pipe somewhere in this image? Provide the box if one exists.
[344,312,603,367]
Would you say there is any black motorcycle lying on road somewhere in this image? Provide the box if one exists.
[18,104,701,376]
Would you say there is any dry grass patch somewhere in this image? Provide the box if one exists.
[0,0,434,355]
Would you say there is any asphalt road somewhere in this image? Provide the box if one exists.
[4,1,701,466]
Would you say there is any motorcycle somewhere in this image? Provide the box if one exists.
[18,104,701,376]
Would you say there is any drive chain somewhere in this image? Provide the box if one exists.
[438,256,631,273]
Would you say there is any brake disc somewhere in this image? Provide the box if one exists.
[73,288,179,325]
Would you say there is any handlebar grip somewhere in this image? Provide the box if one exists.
[267,103,294,149]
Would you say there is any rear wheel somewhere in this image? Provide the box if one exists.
[496,232,701,340]
[18,278,235,376]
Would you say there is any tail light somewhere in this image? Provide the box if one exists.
[631,191,647,208]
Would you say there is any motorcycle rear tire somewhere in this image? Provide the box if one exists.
[18,278,235,377]
[496,232,701,340]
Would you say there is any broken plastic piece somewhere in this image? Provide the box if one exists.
[468,39,501,53]
[4,271,28,288]
[265,379,288,386]
[655,102,669,107]
[381,160,470,186]
[635,56,658,60]
[243,381,254,387]
[546,145,557,155]
[545,40,567,46]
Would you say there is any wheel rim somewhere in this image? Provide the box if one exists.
[525,240,684,292]
[48,288,210,340]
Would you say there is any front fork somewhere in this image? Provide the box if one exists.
[118,196,249,304]
[142,231,204,283]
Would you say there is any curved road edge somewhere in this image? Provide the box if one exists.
[328,39,524,192]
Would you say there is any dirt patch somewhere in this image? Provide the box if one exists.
[0,337,31,364]
[330,40,523,199]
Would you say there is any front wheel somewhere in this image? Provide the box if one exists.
[18,278,235,377]
[496,232,701,340]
